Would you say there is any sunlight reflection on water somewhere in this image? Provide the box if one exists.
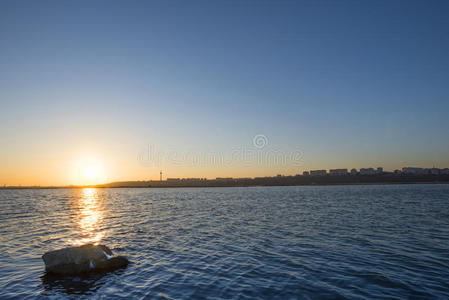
[68,188,104,245]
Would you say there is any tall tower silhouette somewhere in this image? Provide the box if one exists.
[160,170,162,181]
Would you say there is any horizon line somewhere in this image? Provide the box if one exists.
[3,165,449,188]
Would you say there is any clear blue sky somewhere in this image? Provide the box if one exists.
[1,0,449,184]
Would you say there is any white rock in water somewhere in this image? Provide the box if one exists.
[42,244,129,275]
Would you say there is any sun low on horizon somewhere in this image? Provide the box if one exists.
[71,157,107,186]
[84,165,100,180]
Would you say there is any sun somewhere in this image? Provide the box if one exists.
[71,155,107,186]
[84,165,99,180]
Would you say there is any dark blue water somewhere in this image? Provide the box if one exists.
[1,185,449,299]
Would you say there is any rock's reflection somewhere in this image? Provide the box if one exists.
[41,270,124,295]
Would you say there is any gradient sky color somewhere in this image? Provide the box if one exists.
[1,0,449,185]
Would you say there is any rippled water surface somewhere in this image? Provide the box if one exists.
[1,185,449,299]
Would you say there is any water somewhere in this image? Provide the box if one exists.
[1,185,449,299]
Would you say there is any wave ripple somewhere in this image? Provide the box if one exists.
[1,185,449,299]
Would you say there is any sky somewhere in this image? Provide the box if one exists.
[1,0,449,186]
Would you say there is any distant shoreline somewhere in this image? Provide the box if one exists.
[3,174,449,189]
